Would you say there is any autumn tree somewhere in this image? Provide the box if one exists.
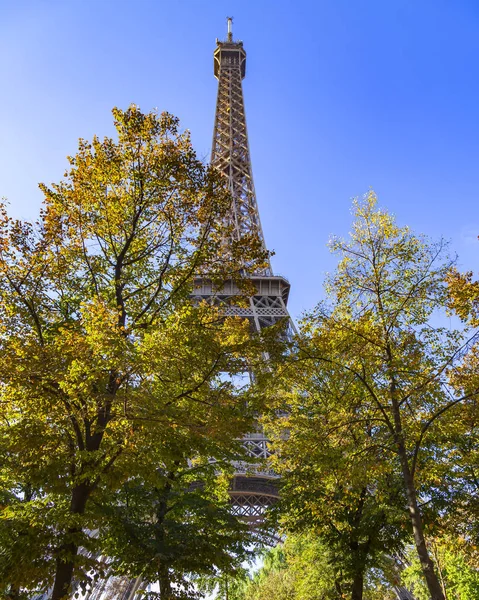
[98,442,255,599]
[447,268,479,328]
[427,266,479,545]
[241,544,297,600]
[223,532,397,600]
[0,106,269,599]
[267,193,479,600]
[402,536,479,600]
[265,349,407,600]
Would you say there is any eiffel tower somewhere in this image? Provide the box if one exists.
[48,19,292,600]
[192,17,292,524]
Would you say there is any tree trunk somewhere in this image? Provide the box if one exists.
[159,564,172,600]
[349,489,367,600]
[50,392,115,600]
[156,478,175,600]
[384,336,445,600]
[395,429,445,600]
[51,483,90,600]
[51,538,78,600]
[351,570,363,600]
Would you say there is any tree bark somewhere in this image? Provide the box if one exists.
[383,331,445,600]
[393,414,445,600]
[51,383,116,600]
[349,489,367,600]
[159,564,172,600]
[51,539,78,600]
[351,570,363,600]
[156,477,175,600]
[51,482,90,600]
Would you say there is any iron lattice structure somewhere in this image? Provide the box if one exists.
[193,18,292,524]
[210,24,269,270]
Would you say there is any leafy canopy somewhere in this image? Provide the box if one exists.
[0,105,270,598]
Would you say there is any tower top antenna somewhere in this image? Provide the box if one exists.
[226,16,233,42]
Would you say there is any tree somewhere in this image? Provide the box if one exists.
[228,532,397,600]
[402,536,479,600]
[436,267,479,544]
[265,348,407,600]
[99,452,254,599]
[447,268,479,328]
[197,564,252,600]
[0,106,269,599]
[267,193,479,600]
[242,544,297,600]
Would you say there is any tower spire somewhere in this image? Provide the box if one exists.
[211,19,272,274]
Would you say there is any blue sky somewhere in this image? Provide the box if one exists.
[1,0,478,320]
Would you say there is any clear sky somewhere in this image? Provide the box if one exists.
[1,0,478,320]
